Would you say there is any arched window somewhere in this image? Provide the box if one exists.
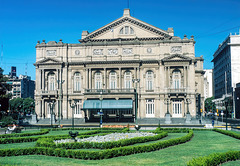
[172,70,181,89]
[109,71,117,89]
[48,72,55,91]
[95,72,102,89]
[124,71,132,89]
[119,26,134,35]
[146,71,154,90]
[74,72,81,91]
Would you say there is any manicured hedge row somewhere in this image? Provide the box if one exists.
[213,128,240,139]
[0,129,50,138]
[156,128,212,133]
[39,131,168,149]
[0,130,193,160]
[51,127,123,131]
[187,151,240,166]
[0,130,99,144]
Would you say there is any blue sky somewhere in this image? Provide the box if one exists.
[0,0,240,80]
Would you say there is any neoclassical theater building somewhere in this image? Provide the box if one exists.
[34,9,204,123]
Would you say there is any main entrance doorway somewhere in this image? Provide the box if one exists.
[172,100,182,117]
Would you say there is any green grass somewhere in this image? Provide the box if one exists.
[222,160,240,165]
[0,131,239,166]
[0,142,36,149]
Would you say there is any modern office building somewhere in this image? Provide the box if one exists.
[203,69,213,100]
[34,9,204,123]
[212,33,240,118]
[6,67,35,99]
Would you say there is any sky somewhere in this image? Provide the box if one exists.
[0,0,240,80]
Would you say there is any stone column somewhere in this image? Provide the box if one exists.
[119,68,122,89]
[89,69,92,89]
[41,69,44,90]
[39,100,42,118]
[85,68,88,89]
[104,68,107,88]
[42,99,45,119]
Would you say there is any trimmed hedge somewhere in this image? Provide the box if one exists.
[156,128,212,133]
[0,130,99,144]
[0,129,50,138]
[50,127,123,131]
[37,131,168,149]
[0,130,193,160]
[213,128,240,139]
[187,151,240,166]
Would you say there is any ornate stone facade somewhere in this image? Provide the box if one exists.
[34,9,204,123]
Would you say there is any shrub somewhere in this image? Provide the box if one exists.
[213,128,240,139]
[187,151,240,166]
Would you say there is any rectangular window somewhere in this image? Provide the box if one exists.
[146,99,154,117]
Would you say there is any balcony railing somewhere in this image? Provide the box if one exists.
[165,88,187,94]
[84,89,135,94]
[41,90,58,95]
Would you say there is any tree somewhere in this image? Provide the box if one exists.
[10,97,35,115]
[0,67,11,118]
[23,97,35,114]
[204,97,216,112]
[9,98,23,113]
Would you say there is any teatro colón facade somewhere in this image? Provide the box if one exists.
[34,9,204,124]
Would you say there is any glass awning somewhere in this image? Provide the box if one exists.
[82,99,133,110]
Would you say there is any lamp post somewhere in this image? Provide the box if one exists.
[48,100,55,128]
[69,99,77,129]
[57,80,64,127]
[132,78,140,125]
[164,98,171,114]
[99,91,103,128]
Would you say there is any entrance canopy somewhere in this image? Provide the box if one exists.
[83,99,133,110]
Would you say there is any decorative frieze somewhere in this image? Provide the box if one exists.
[46,50,56,56]
[93,49,103,55]
[171,46,182,53]
[108,49,118,55]
[123,48,133,54]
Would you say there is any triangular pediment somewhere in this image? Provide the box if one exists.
[80,10,172,42]
[162,54,192,62]
[34,58,62,65]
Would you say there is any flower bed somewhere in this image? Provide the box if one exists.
[0,129,193,160]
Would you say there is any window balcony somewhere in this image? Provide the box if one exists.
[165,87,188,95]
[84,88,135,95]
[41,90,58,96]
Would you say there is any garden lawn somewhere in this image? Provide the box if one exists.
[0,131,239,166]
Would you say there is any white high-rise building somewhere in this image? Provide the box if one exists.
[212,32,240,118]
[203,69,213,100]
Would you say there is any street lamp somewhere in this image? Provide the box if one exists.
[164,98,171,114]
[224,97,233,130]
[48,100,55,128]
[69,99,77,129]
[132,78,140,125]
[57,80,64,127]
[99,91,103,128]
